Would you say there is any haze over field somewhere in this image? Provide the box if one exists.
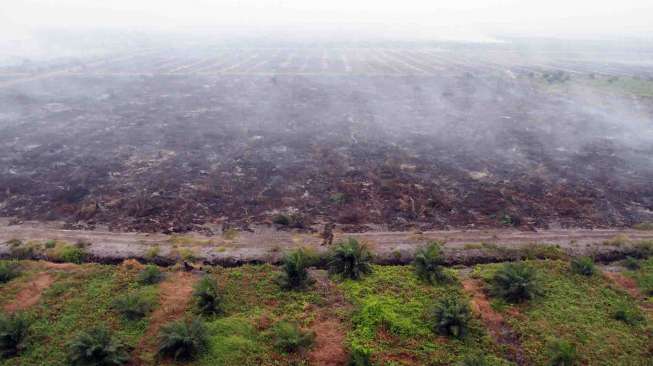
[0,1,652,233]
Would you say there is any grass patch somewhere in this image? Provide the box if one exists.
[0,261,156,366]
[472,260,650,365]
[338,265,508,365]
[624,257,653,298]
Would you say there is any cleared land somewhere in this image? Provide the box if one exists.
[1,44,652,234]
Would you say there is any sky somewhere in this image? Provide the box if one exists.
[1,0,653,41]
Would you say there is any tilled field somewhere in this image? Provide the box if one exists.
[1,45,652,233]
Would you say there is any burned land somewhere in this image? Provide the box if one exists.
[1,42,652,233]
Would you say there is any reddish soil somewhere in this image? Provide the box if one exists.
[131,271,198,366]
[308,270,349,366]
[603,271,653,313]
[461,279,525,365]
[3,272,55,313]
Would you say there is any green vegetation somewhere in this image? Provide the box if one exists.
[624,256,653,296]
[612,303,645,326]
[329,238,373,280]
[136,265,163,285]
[67,326,129,366]
[277,249,315,290]
[570,257,595,276]
[339,265,507,365]
[473,260,650,365]
[193,276,222,315]
[348,345,373,366]
[157,318,208,362]
[457,354,490,366]
[633,222,653,231]
[112,292,154,320]
[0,262,21,283]
[0,263,154,365]
[414,241,449,284]
[490,262,542,303]
[623,257,640,270]
[545,340,577,366]
[54,245,87,264]
[269,321,314,353]
[429,296,471,338]
[0,313,30,358]
[0,256,651,365]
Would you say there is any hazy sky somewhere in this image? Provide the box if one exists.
[2,0,653,40]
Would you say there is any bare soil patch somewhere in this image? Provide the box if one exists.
[461,279,525,365]
[308,270,349,366]
[603,271,653,313]
[3,272,55,313]
[131,271,198,365]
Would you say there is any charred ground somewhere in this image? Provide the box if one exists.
[1,40,652,233]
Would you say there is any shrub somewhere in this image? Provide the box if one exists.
[491,262,542,303]
[414,242,448,284]
[193,275,222,315]
[546,340,577,366]
[613,304,644,326]
[0,262,21,283]
[623,256,640,270]
[457,354,489,366]
[570,257,595,276]
[328,238,373,280]
[0,313,30,358]
[348,344,373,366]
[57,245,87,264]
[633,222,653,231]
[44,240,57,249]
[144,245,160,260]
[430,296,471,338]
[277,249,316,290]
[270,321,315,353]
[157,318,208,361]
[67,326,129,366]
[272,213,307,229]
[137,265,163,285]
[112,293,153,320]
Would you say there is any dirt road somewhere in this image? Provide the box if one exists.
[1,218,652,266]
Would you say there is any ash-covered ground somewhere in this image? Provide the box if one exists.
[1,40,652,233]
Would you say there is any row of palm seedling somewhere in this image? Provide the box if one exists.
[0,240,649,365]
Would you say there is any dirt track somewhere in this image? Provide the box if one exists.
[1,218,652,266]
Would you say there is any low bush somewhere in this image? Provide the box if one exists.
[328,238,373,280]
[613,304,645,326]
[137,265,163,285]
[0,313,30,358]
[348,344,373,366]
[67,326,129,366]
[277,249,315,290]
[546,340,577,366]
[429,296,471,338]
[270,321,315,353]
[0,261,21,283]
[623,256,640,270]
[491,262,542,303]
[570,257,595,276]
[56,245,87,264]
[413,242,449,284]
[193,275,222,315]
[457,354,489,366]
[157,318,208,361]
[272,213,307,229]
[112,292,153,320]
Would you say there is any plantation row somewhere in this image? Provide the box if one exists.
[0,239,651,365]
